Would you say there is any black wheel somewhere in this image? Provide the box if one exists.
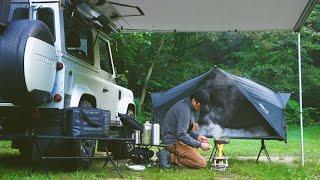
[125,109,135,151]
[73,99,96,169]
[126,109,135,118]
[74,139,95,168]
[17,140,33,161]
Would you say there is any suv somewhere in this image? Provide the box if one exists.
[0,0,136,166]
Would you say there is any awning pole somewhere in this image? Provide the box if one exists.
[298,32,304,167]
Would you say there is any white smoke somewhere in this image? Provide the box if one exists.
[199,108,271,139]
[199,122,270,139]
[199,122,222,139]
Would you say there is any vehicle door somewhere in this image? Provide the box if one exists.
[97,37,119,122]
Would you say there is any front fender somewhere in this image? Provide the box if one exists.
[117,88,135,115]
[69,84,95,107]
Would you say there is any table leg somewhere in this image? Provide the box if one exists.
[104,147,123,178]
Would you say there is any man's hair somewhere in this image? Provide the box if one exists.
[190,89,209,104]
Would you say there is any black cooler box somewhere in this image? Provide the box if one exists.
[65,107,111,137]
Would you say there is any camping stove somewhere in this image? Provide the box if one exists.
[212,157,228,171]
[211,140,229,171]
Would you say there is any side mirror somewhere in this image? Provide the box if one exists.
[116,59,125,74]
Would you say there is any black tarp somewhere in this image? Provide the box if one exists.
[151,68,290,141]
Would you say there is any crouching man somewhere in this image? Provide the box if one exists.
[158,90,211,168]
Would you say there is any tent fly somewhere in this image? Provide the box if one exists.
[151,68,291,141]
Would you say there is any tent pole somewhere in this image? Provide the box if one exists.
[298,32,304,167]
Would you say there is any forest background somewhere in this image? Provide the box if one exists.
[109,4,320,125]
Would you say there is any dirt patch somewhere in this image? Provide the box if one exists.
[214,173,239,180]
[236,156,297,164]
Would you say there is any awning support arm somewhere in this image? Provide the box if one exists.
[298,32,305,167]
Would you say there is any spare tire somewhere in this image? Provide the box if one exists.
[0,20,56,105]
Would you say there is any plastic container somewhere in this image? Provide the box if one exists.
[152,123,160,145]
[142,121,151,144]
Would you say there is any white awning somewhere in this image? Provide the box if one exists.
[109,0,318,32]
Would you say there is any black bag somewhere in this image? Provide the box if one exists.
[118,113,144,132]
[64,107,110,137]
[129,147,154,164]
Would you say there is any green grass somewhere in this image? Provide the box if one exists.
[0,124,319,179]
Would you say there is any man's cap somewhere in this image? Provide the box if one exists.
[201,104,210,114]
[190,89,210,113]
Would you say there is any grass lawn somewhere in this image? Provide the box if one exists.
[0,124,319,179]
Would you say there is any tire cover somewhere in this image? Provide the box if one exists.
[0,20,54,105]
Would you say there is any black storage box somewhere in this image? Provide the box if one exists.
[64,107,111,137]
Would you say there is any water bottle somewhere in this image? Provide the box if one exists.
[152,123,160,145]
[142,121,151,144]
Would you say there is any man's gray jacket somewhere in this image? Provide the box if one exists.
[161,98,201,147]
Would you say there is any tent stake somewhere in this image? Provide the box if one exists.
[298,32,304,167]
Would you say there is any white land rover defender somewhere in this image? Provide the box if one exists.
[0,0,136,167]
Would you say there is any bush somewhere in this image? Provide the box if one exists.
[285,100,320,125]
[134,98,152,123]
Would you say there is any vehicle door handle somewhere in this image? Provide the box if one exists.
[103,88,109,93]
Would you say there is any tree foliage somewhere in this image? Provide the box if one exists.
[109,4,320,124]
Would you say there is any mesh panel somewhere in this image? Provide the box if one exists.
[0,0,11,25]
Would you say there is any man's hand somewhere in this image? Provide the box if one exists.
[197,135,209,143]
[200,142,211,151]
[192,123,199,131]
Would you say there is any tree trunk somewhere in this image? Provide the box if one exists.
[139,37,165,111]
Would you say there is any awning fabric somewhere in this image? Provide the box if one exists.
[110,0,318,32]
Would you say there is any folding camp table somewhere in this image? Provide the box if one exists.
[0,134,135,178]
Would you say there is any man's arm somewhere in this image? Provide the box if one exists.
[176,107,201,148]
[190,130,199,139]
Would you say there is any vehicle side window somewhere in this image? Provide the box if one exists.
[37,8,55,41]
[63,10,94,64]
[99,40,113,74]
[12,8,29,21]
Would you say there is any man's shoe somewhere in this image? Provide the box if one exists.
[156,149,171,168]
